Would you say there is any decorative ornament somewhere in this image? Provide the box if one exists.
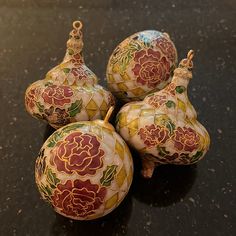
[116,50,210,178]
[35,107,133,220]
[106,30,177,102]
[25,21,115,129]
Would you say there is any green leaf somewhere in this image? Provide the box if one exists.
[68,48,74,55]
[39,183,52,199]
[118,41,141,71]
[157,147,170,157]
[175,86,186,94]
[68,99,83,117]
[47,131,63,147]
[33,113,44,120]
[47,123,85,147]
[63,68,70,74]
[36,102,44,113]
[166,100,176,108]
[47,140,56,148]
[45,82,53,87]
[61,123,84,134]
[38,169,60,201]
[165,120,176,135]
[46,168,60,188]
[100,165,118,187]
[191,150,203,162]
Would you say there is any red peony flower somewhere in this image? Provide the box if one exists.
[42,85,73,106]
[25,87,39,109]
[138,124,170,147]
[132,48,171,89]
[146,94,167,108]
[156,37,177,61]
[50,131,104,175]
[173,127,200,152]
[52,179,107,218]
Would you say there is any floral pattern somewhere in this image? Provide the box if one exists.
[107,30,177,102]
[71,68,88,80]
[25,87,39,109]
[44,106,70,126]
[35,148,46,178]
[165,82,176,95]
[71,53,84,65]
[116,50,210,179]
[173,127,200,152]
[24,20,122,130]
[164,152,179,161]
[155,36,177,61]
[146,94,167,108]
[42,85,73,106]
[138,124,170,148]
[50,132,104,175]
[51,179,107,218]
[132,48,171,89]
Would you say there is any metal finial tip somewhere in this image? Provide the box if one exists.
[104,106,114,123]
[187,50,194,62]
[73,21,83,30]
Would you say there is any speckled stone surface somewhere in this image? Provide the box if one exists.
[0,0,235,235]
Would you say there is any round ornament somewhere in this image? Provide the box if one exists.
[106,30,178,102]
[35,107,133,220]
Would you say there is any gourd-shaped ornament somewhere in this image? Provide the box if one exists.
[106,30,177,102]
[35,107,133,220]
[116,50,210,178]
[25,21,115,129]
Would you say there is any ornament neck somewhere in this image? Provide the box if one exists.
[63,21,84,63]
[63,51,84,64]
[172,71,191,88]
[171,50,194,89]
[94,107,115,131]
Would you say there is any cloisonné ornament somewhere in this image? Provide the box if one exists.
[106,30,177,102]
[35,107,133,220]
[25,21,115,129]
[116,50,210,178]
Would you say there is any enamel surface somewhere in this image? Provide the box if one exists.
[35,121,133,220]
[25,21,115,129]
[116,52,210,177]
[106,30,177,102]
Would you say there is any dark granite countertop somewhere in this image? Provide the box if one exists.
[0,0,235,235]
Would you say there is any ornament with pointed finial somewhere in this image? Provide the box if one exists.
[116,50,210,178]
[25,20,115,129]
